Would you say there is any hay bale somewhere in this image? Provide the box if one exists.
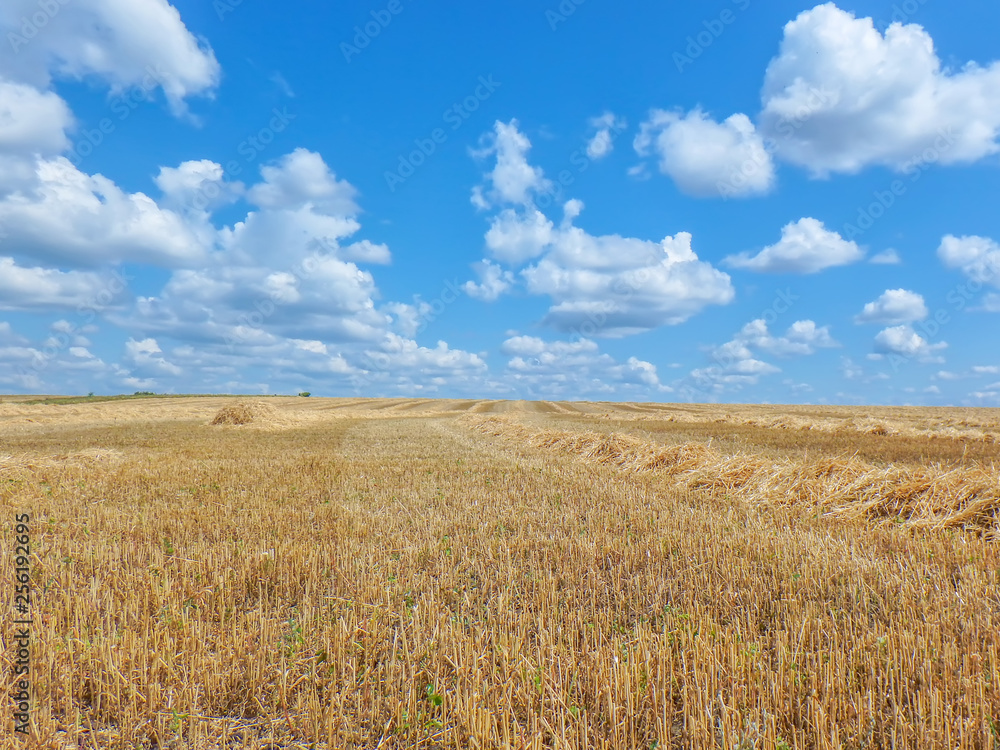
[210,400,276,426]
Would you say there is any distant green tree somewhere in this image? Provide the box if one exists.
[298,392,312,397]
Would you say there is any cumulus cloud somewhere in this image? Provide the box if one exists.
[463,261,515,302]
[0,0,220,116]
[870,249,901,265]
[500,335,663,397]
[471,119,552,209]
[686,318,836,396]
[483,207,554,265]
[634,108,775,198]
[855,289,928,324]
[872,324,947,362]
[0,79,73,157]
[759,3,1000,175]
[155,159,244,212]
[248,149,359,216]
[467,120,734,337]
[0,257,123,311]
[585,112,627,160]
[724,217,863,273]
[0,156,209,268]
[937,234,1000,287]
[123,337,183,377]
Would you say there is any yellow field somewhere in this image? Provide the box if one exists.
[1,397,999,749]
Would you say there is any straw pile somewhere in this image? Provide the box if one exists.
[468,417,1000,537]
[209,400,278,426]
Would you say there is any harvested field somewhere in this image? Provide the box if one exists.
[1,396,998,749]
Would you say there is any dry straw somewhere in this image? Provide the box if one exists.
[209,400,279,427]
[468,416,1000,537]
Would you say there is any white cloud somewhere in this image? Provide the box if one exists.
[634,108,774,198]
[155,159,243,212]
[500,336,663,396]
[759,3,1000,175]
[873,324,947,362]
[0,257,121,311]
[521,227,734,336]
[686,318,836,396]
[979,293,1000,312]
[0,156,209,268]
[937,234,1000,287]
[0,79,73,157]
[364,334,487,378]
[463,261,515,302]
[468,121,734,337]
[973,365,1000,375]
[585,112,627,160]
[123,338,182,377]
[870,249,901,265]
[724,217,863,273]
[855,289,928,324]
[248,149,359,216]
[471,120,552,208]
[0,0,220,116]
[483,207,554,265]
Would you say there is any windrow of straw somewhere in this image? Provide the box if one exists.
[467,416,1000,537]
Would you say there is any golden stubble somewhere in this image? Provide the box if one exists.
[0,397,997,749]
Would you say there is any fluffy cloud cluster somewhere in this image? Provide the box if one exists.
[0,0,485,394]
[468,120,735,337]
[855,289,928,324]
[871,325,947,363]
[760,3,1000,175]
[0,0,220,116]
[634,3,1000,195]
[687,318,837,396]
[634,109,775,198]
[500,335,663,398]
[938,235,1000,287]
[585,111,627,160]
[724,218,863,274]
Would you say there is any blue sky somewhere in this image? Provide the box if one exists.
[1,0,999,404]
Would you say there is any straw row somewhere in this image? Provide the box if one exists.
[467,416,1000,537]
